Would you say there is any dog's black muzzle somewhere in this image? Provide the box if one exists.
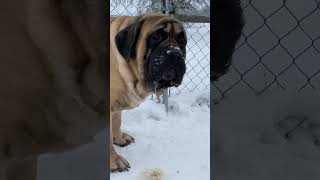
[145,43,186,90]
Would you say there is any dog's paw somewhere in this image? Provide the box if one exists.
[114,132,135,147]
[110,154,130,172]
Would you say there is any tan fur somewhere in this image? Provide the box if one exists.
[110,13,186,172]
[0,0,106,179]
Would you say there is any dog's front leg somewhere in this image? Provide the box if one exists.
[4,157,37,180]
[110,112,130,172]
[112,111,134,147]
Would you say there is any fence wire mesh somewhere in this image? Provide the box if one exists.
[111,0,210,95]
[214,0,320,101]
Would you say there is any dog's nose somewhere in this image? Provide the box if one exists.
[162,69,176,81]
[167,48,183,59]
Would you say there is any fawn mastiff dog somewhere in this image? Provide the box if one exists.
[110,13,187,172]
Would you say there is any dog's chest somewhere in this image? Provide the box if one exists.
[111,79,150,111]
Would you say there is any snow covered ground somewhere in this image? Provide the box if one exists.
[214,86,320,179]
[111,91,210,180]
[37,90,210,180]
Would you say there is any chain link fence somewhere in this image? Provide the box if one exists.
[110,0,210,96]
[214,0,320,101]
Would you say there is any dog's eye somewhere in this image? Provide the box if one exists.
[150,30,167,45]
[179,39,185,46]
[176,32,186,46]
[151,33,162,42]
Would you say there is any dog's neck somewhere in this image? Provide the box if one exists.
[110,54,151,111]
[116,72,151,111]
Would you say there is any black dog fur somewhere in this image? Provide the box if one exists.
[212,0,245,81]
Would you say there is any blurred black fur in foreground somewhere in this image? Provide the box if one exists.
[212,0,244,81]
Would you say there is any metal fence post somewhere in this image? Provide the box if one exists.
[165,0,169,15]
[162,0,170,114]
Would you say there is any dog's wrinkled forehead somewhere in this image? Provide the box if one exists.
[114,13,186,62]
[143,17,186,38]
[143,16,187,53]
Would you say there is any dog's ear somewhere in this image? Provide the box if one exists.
[115,17,144,61]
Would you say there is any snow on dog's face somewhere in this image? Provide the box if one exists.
[115,13,187,92]
[144,21,187,91]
